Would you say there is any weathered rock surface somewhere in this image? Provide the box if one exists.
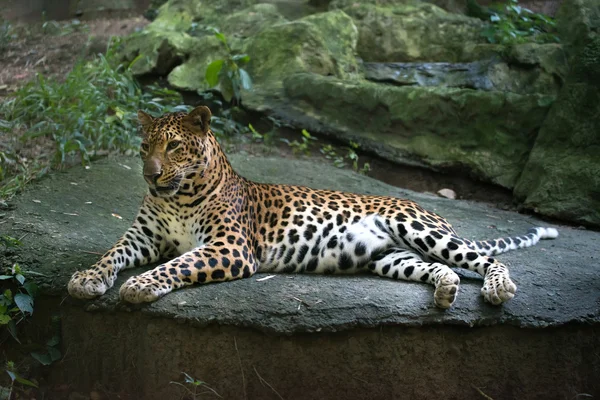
[1,154,597,331]
[114,0,597,227]
[331,2,486,62]
[249,72,553,189]
[514,0,600,227]
[2,155,598,400]
[363,44,566,95]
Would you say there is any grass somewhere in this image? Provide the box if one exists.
[0,39,187,199]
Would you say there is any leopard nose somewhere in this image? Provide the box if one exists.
[144,171,162,184]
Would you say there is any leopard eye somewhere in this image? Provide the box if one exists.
[141,143,150,152]
[167,141,180,151]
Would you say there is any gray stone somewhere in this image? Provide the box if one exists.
[249,72,553,189]
[332,2,486,62]
[514,14,600,227]
[363,55,564,95]
[2,154,598,399]
[1,154,596,332]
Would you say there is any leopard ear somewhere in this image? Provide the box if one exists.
[183,105,212,136]
[137,110,155,135]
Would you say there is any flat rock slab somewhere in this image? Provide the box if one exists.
[2,154,599,334]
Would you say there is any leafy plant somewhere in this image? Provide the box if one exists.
[205,29,252,105]
[346,141,371,174]
[480,0,558,44]
[248,123,264,141]
[282,129,318,156]
[0,17,12,51]
[0,150,48,200]
[30,316,61,366]
[320,144,346,168]
[0,235,21,249]
[247,121,280,147]
[5,361,38,399]
[321,141,370,174]
[0,263,38,344]
[0,39,186,199]
[170,372,222,399]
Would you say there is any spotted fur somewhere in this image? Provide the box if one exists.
[67,106,559,308]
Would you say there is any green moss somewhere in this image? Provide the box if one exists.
[283,73,553,188]
[118,30,198,76]
[334,2,485,62]
[301,10,360,78]
[167,36,228,91]
[514,35,600,227]
[146,0,200,32]
[148,0,258,32]
[220,3,287,38]
[244,21,337,87]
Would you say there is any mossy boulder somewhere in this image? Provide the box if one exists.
[505,43,569,81]
[555,0,600,61]
[167,36,228,91]
[332,2,486,62]
[329,0,468,14]
[148,0,258,32]
[244,21,337,87]
[514,0,600,227]
[118,30,198,75]
[220,3,287,39]
[301,10,360,78]
[166,3,289,92]
[363,43,566,96]
[244,11,359,88]
[145,0,201,32]
[277,73,553,188]
[122,1,359,95]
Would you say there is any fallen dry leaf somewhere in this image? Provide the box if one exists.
[111,213,123,219]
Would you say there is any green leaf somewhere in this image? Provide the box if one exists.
[48,346,62,362]
[23,282,39,298]
[31,351,52,365]
[6,370,15,382]
[214,32,227,46]
[0,314,11,324]
[14,293,33,314]
[46,334,60,347]
[205,60,224,88]
[15,274,25,285]
[239,69,252,90]
[232,54,250,64]
[8,320,20,343]
[0,275,12,280]
[15,376,38,388]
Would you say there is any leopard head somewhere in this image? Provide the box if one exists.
[137,105,212,197]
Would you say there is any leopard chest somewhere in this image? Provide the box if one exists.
[160,215,200,255]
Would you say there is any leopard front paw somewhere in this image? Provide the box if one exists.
[68,269,113,299]
[434,271,460,309]
[119,273,172,304]
[481,264,517,305]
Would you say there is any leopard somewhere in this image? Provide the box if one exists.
[67,105,559,308]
